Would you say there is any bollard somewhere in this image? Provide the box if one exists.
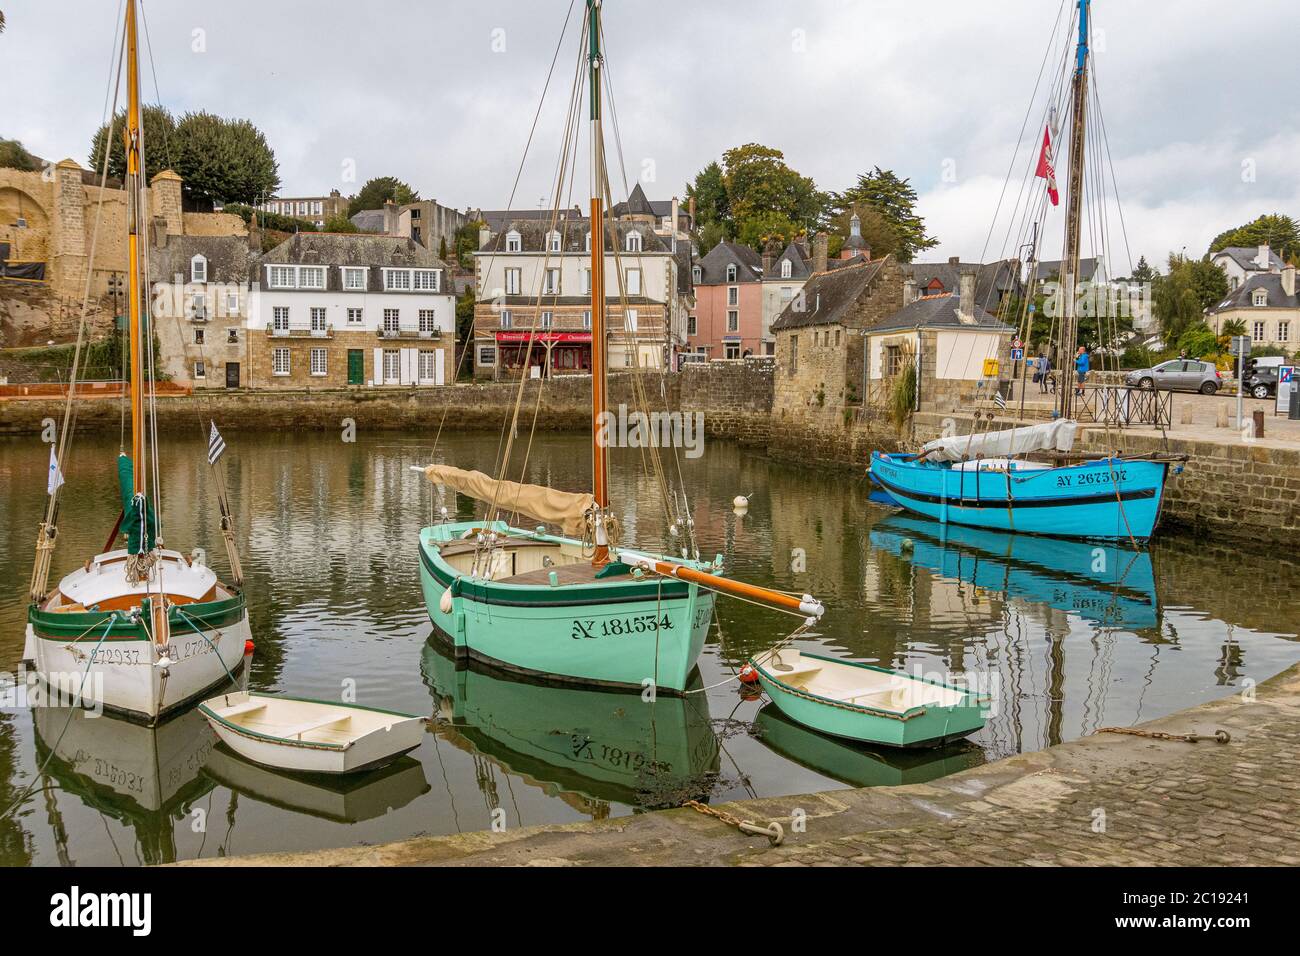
[1215,403,1228,428]
[1180,403,1194,425]
[1253,409,1264,439]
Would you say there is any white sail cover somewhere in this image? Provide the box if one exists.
[919,420,1078,463]
[423,465,595,536]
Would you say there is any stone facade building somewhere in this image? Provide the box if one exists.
[1206,263,1298,352]
[247,233,455,389]
[771,255,906,420]
[257,190,348,228]
[150,233,259,388]
[351,199,470,254]
[761,240,812,355]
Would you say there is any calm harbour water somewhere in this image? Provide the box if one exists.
[0,428,1296,865]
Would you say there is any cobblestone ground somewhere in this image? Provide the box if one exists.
[189,663,1300,867]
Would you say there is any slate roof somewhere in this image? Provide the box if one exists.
[149,234,257,285]
[903,258,1022,308]
[771,258,889,331]
[867,292,1013,335]
[1207,271,1300,313]
[350,209,386,233]
[475,207,585,234]
[476,218,669,255]
[1213,246,1285,273]
[696,241,763,284]
[766,241,811,280]
[1034,257,1100,283]
[258,233,450,293]
[611,183,656,218]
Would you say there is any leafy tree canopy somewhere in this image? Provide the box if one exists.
[831,167,937,263]
[322,213,357,233]
[0,137,40,172]
[722,143,825,245]
[89,104,177,181]
[1152,253,1228,343]
[347,176,420,217]
[453,219,486,269]
[1209,214,1299,264]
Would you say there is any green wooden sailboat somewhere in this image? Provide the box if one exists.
[416,0,823,693]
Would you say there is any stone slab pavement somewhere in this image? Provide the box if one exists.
[183,662,1300,868]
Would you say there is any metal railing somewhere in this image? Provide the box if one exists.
[378,327,442,340]
[265,322,334,338]
[1075,385,1173,428]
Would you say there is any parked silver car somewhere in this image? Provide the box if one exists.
[1124,359,1222,394]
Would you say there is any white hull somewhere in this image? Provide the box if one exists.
[24,615,250,723]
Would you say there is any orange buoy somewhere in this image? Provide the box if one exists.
[244,639,255,656]
[738,662,760,684]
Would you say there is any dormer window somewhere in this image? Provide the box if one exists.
[626,231,642,253]
[781,259,792,279]
[191,254,208,284]
[726,263,737,283]
[692,265,702,284]
[547,230,562,253]
[1253,289,1268,307]
[585,231,592,253]
[505,230,522,253]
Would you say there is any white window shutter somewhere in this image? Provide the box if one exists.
[436,348,445,385]
[373,348,382,385]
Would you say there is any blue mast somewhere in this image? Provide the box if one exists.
[1076,0,1090,74]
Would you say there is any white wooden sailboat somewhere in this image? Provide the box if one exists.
[199,692,426,775]
[23,0,250,723]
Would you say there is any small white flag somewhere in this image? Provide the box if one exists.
[47,445,65,495]
[207,421,227,465]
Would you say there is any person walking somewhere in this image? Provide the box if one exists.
[1074,345,1090,398]
[1035,353,1053,393]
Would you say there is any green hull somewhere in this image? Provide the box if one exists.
[419,521,714,693]
[753,652,987,749]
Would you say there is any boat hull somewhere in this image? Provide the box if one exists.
[419,522,714,693]
[24,596,250,724]
[869,452,1170,541]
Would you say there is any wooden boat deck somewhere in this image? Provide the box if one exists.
[435,537,559,560]
[499,563,632,587]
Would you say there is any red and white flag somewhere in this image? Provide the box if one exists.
[1036,125,1059,206]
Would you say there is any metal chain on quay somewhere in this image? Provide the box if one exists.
[684,800,785,846]
[1097,726,1231,744]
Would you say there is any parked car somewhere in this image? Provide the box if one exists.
[1244,366,1278,399]
[1124,359,1222,394]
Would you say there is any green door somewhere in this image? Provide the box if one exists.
[347,349,364,385]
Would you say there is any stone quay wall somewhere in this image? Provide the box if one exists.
[679,356,773,447]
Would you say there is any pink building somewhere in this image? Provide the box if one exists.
[686,241,764,360]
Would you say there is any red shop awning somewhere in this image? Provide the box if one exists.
[495,331,592,344]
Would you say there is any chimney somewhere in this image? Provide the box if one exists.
[1258,243,1272,271]
[949,255,960,266]
[478,225,492,249]
[762,238,781,275]
[812,231,828,274]
[903,277,918,304]
[1284,264,1296,297]
[383,200,399,236]
[688,196,696,227]
[958,270,976,324]
[670,195,680,251]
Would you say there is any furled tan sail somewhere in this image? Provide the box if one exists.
[423,465,595,536]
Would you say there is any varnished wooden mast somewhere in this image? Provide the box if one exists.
[125,0,145,495]
[1057,0,1090,421]
[588,0,609,565]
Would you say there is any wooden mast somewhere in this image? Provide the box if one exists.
[124,0,145,495]
[1057,0,1090,420]
[587,0,609,565]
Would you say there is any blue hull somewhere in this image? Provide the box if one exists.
[869,452,1170,542]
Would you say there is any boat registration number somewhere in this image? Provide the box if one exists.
[570,613,675,640]
[1056,468,1127,487]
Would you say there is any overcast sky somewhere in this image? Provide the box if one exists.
[5,0,1298,269]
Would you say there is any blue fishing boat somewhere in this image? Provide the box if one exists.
[869,435,1177,543]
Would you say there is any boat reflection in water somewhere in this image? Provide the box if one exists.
[753,704,986,788]
[420,641,720,813]
[201,749,429,825]
[870,514,1158,631]
[32,700,222,865]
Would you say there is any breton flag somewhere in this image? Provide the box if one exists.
[207,421,227,465]
[993,391,1007,410]
[47,446,65,495]
[1036,125,1060,207]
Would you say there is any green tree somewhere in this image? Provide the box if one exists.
[322,213,357,233]
[685,160,729,242]
[1152,253,1228,344]
[454,219,486,270]
[0,137,39,171]
[347,176,419,217]
[832,167,936,262]
[1129,255,1157,285]
[827,205,900,260]
[455,288,476,381]
[722,144,825,249]
[89,104,178,181]
[171,111,279,206]
[1209,214,1300,264]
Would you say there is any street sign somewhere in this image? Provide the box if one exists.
[1278,366,1296,416]
[1230,335,1251,357]
[983,358,1000,377]
[1010,347,1024,362]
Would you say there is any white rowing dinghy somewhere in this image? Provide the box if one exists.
[199,691,426,775]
